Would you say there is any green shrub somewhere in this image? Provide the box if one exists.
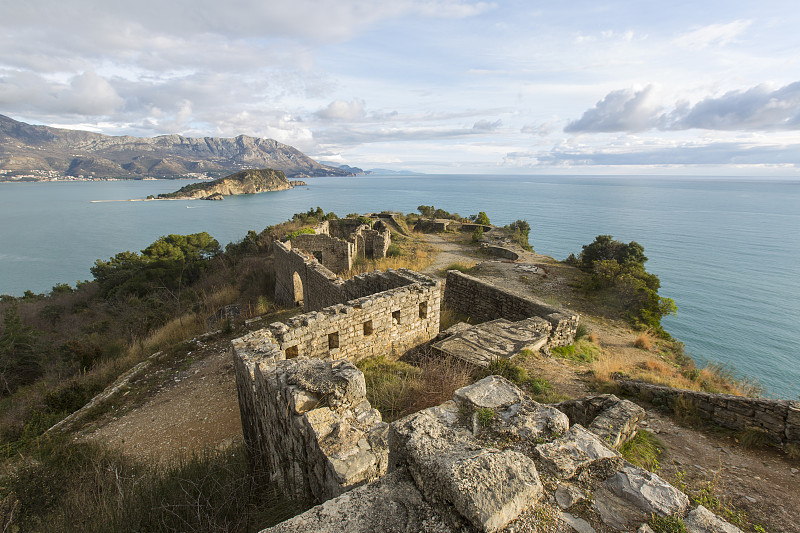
[571,235,676,335]
[475,408,495,427]
[471,227,484,242]
[286,228,315,240]
[620,429,663,470]
[648,513,687,533]
[386,244,403,257]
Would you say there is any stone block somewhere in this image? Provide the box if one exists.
[604,463,689,517]
[685,505,744,533]
[453,375,524,410]
[536,424,620,479]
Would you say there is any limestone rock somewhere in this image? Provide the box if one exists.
[592,485,647,531]
[560,511,597,533]
[604,463,689,517]
[453,375,524,410]
[536,424,620,479]
[262,469,450,533]
[555,482,587,509]
[685,505,744,533]
[390,410,543,532]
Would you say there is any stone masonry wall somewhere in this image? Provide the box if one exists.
[267,277,441,363]
[233,355,389,503]
[443,270,579,347]
[290,233,354,273]
[619,380,800,445]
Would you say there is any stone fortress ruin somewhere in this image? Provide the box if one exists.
[232,217,773,533]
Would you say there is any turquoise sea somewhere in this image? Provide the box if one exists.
[1,175,798,399]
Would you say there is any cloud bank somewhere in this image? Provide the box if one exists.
[566,82,800,133]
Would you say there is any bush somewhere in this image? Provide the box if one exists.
[633,333,652,350]
[386,244,403,257]
[286,228,315,240]
[505,220,532,251]
[470,212,490,225]
[571,235,676,335]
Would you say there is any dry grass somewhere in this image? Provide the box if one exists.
[342,237,435,279]
[587,330,762,398]
[633,333,652,350]
[358,351,473,422]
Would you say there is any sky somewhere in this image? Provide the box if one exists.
[1,0,800,175]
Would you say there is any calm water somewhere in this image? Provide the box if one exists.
[1,175,798,398]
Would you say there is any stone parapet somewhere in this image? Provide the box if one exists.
[618,380,800,445]
[443,270,579,347]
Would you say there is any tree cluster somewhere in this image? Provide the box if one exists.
[568,235,676,334]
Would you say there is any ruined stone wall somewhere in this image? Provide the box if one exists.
[443,270,578,346]
[233,355,389,503]
[619,380,800,445]
[260,255,441,363]
[291,233,354,273]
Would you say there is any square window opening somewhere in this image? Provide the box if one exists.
[328,331,339,350]
[363,320,373,336]
[285,345,299,359]
[392,310,401,325]
[419,301,428,319]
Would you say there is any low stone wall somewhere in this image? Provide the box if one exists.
[618,380,800,445]
[481,245,519,260]
[233,357,388,503]
[443,270,579,346]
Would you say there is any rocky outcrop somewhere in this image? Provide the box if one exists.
[0,114,351,179]
[158,168,291,199]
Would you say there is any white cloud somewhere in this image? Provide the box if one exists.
[673,20,751,49]
[315,99,367,121]
[564,85,661,133]
[566,82,800,133]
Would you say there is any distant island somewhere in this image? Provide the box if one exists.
[156,168,294,200]
[0,114,352,181]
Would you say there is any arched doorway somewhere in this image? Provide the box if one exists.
[292,271,304,307]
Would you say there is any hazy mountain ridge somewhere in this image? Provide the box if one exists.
[0,114,352,179]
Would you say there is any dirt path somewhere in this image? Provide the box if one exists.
[83,336,242,465]
[421,233,477,279]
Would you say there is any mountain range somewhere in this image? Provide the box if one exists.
[0,114,351,180]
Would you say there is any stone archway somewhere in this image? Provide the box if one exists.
[292,270,304,307]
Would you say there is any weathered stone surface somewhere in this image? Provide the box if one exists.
[536,424,620,479]
[432,317,550,367]
[685,505,744,533]
[588,399,646,448]
[592,486,647,531]
[560,511,596,533]
[262,469,451,533]
[556,394,646,448]
[604,463,689,517]
[453,375,524,410]
[437,448,543,532]
[390,410,543,532]
[637,525,656,533]
[555,483,587,509]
